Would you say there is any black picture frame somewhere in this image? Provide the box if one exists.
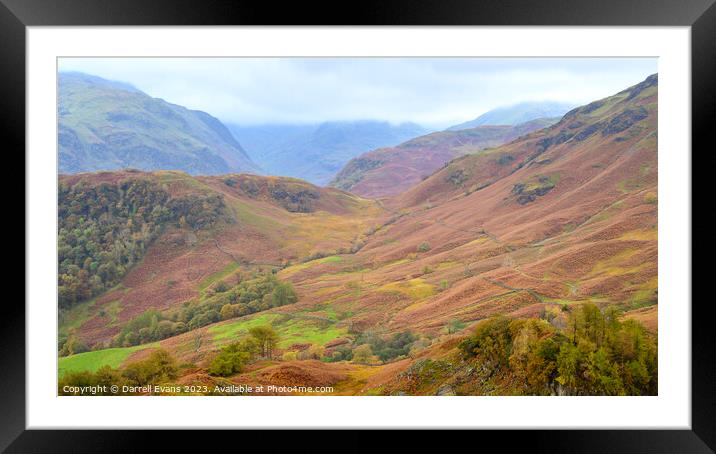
[5,0,710,451]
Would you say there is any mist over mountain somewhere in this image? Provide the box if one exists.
[331,117,559,198]
[227,121,429,186]
[58,72,260,175]
[447,101,575,131]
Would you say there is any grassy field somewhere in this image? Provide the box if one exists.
[199,261,241,291]
[58,344,158,377]
[208,312,346,348]
[274,318,347,348]
[209,314,280,342]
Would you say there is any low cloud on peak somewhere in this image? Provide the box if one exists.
[58,57,657,128]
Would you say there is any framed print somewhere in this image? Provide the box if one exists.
[6,0,712,450]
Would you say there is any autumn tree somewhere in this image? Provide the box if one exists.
[208,339,257,376]
[352,344,374,364]
[121,349,179,386]
[249,325,279,359]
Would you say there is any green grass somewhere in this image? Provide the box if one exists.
[209,314,279,342]
[199,262,240,291]
[230,199,281,231]
[103,300,123,326]
[275,318,346,348]
[59,284,126,337]
[524,173,561,192]
[281,255,344,276]
[58,343,158,377]
[208,312,346,348]
[58,299,97,338]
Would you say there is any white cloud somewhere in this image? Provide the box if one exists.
[58,57,657,128]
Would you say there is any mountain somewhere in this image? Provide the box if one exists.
[58,74,658,396]
[58,72,260,175]
[58,170,381,347]
[447,101,575,130]
[227,121,428,186]
[330,117,558,198]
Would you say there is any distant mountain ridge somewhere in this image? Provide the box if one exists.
[447,101,574,131]
[58,72,260,175]
[228,121,428,186]
[330,117,559,198]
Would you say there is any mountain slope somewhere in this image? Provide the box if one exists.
[330,117,558,198]
[59,170,381,347]
[59,72,260,175]
[228,121,428,186]
[447,101,574,130]
[59,74,658,396]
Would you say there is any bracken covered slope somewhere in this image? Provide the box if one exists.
[330,118,557,198]
[59,170,382,346]
[59,75,658,395]
[229,121,428,186]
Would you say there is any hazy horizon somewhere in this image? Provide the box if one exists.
[58,57,657,129]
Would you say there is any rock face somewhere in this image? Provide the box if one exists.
[58,72,260,175]
[511,175,558,205]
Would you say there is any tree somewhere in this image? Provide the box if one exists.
[122,349,178,386]
[208,341,254,376]
[446,318,466,334]
[298,344,325,360]
[249,325,279,359]
[459,305,657,396]
[58,178,227,308]
[271,282,298,307]
[59,333,90,356]
[352,344,374,364]
[220,304,235,320]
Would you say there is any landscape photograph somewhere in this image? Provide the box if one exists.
[56,57,658,396]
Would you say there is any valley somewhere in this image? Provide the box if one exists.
[58,74,658,396]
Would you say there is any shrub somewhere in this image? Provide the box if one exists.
[324,345,353,362]
[208,340,256,376]
[417,242,431,253]
[352,344,374,364]
[220,304,235,320]
[354,331,418,364]
[446,318,466,334]
[459,305,657,395]
[122,349,179,386]
[59,350,181,395]
[214,281,230,293]
[59,333,90,356]
[298,344,325,360]
[111,273,297,347]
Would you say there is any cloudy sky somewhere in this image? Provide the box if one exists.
[58,57,657,128]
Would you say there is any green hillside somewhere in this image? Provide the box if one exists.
[59,72,260,175]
